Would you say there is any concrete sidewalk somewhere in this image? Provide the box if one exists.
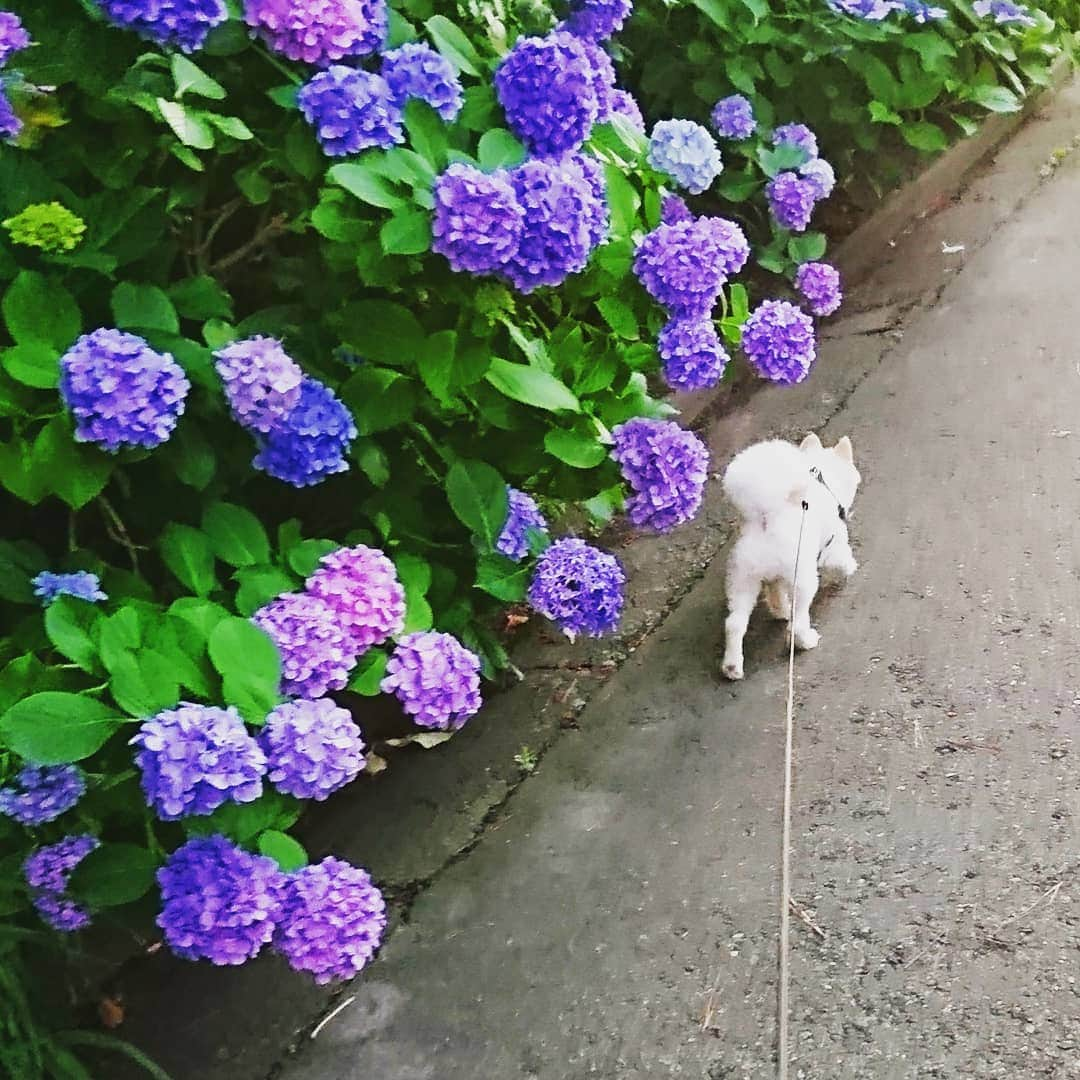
[274,82,1080,1079]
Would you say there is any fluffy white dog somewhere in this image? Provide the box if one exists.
[720,433,860,681]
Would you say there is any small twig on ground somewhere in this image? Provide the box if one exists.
[935,738,1001,755]
[211,212,288,273]
[982,881,1062,942]
[98,496,147,571]
[788,897,827,942]
[310,995,356,1039]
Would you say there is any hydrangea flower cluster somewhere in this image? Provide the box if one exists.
[59,329,190,452]
[3,202,87,253]
[497,488,549,562]
[0,92,19,142]
[900,0,947,21]
[795,261,843,317]
[611,419,709,533]
[799,157,836,200]
[298,67,403,157]
[527,537,625,639]
[132,703,266,821]
[259,699,366,801]
[214,336,303,434]
[24,836,98,932]
[273,857,386,983]
[657,315,729,391]
[578,38,616,118]
[660,194,693,226]
[772,123,819,159]
[766,171,818,232]
[432,164,525,275]
[305,544,406,654]
[382,42,463,122]
[381,632,482,731]
[561,0,633,40]
[494,31,599,158]
[711,94,756,140]
[608,89,644,130]
[95,0,228,52]
[31,571,107,606]
[741,299,817,385]
[157,836,284,965]
[826,0,900,20]
[244,0,387,62]
[647,119,723,195]
[0,10,29,65]
[253,592,357,699]
[973,0,1035,25]
[0,766,86,826]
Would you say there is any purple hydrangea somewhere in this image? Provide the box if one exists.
[699,215,751,277]
[380,631,482,731]
[573,152,610,249]
[611,418,709,534]
[527,537,625,639]
[647,119,723,195]
[259,699,366,802]
[253,592,358,698]
[657,315,729,391]
[741,299,817,385]
[214,336,303,434]
[766,172,817,232]
[60,329,190,452]
[243,0,387,63]
[132,704,266,821]
[0,11,30,65]
[0,90,20,142]
[660,194,693,225]
[795,261,843,317]
[24,836,98,932]
[157,836,284,966]
[431,164,524,275]
[578,38,616,118]
[31,571,107,606]
[711,94,756,140]
[305,544,406,654]
[826,0,900,18]
[252,377,357,487]
[298,66,403,157]
[494,31,599,158]
[562,0,632,40]
[800,157,836,200]
[607,89,644,130]
[381,42,463,122]
[0,766,86,826]
[273,857,386,984]
[504,156,607,294]
[772,122,819,159]
[95,0,228,52]
[899,0,946,20]
[973,0,1035,25]
[497,488,549,562]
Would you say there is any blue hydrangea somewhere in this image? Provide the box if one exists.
[60,329,190,452]
[899,0,946,20]
[0,766,86,826]
[214,336,303,435]
[657,315,729,392]
[612,418,709,534]
[494,31,599,158]
[259,699,366,802]
[380,632,482,731]
[647,119,723,195]
[431,164,524,275]
[298,67,403,158]
[711,94,756,140]
[561,0,632,40]
[381,42,463,122]
[132,703,266,822]
[273,857,386,984]
[973,0,1035,25]
[0,90,20,142]
[0,11,30,65]
[772,122,819,158]
[607,89,644,130]
[527,537,625,639]
[252,377,357,488]
[795,261,843,317]
[497,488,549,562]
[31,571,107,606]
[800,157,836,200]
[766,172,817,232]
[243,0,387,63]
[157,836,284,966]
[826,0,900,18]
[95,0,228,52]
[572,152,611,249]
[741,299,817,385]
[24,836,98,932]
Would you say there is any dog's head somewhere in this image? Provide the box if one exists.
[799,432,861,513]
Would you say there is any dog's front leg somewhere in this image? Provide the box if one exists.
[790,566,820,651]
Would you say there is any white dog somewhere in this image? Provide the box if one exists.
[720,433,861,681]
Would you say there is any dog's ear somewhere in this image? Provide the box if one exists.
[833,436,854,463]
[800,433,822,453]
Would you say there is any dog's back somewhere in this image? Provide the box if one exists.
[721,439,811,526]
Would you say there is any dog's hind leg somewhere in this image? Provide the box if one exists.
[789,565,820,651]
[721,559,760,681]
[763,581,790,621]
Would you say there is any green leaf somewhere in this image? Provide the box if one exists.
[0,692,122,765]
[206,113,254,141]
[236,163,272,204]
[328,162,406,210]
[402,590,434,633]
[2,271,81,348]
[340,368,416,434]
[755,143,809,177]
[169,275,233,320]
[208,617,282,722]
[68,843,156,908]
[477,129,526,169]
[257,830,308,871]
[184,789,300,842]
[347,650,388,695]
[168,597,230,640]
[171,54,226,99]
[475,552,530,602]
[334,299,424,364]
[901,120,948,153]
[380,209,431,256]
[603,166,640,238]
[787,232,827,263]
[112,282,179,334]
[267,84,299,109]
[403,99,448,167]
[285,538,338,577]
[0,540,45,603]
[234,565,297,617]
[45,596,100,673]
[424,14,482,75]
[159,523,218,596]
[167,422,216,490]
[157,98,215,148]
[965,84,1021,113]
[486,358,581,413]
[544,426,607,468]
[445,460,508,550]
[108,649,179,717]
[595,297,638,341]
[31,418,113,509]
[201,501,270,567]
[98,608,143,671]
[868,100,903,125]
[714,170,759,202]
[2,341,59,389]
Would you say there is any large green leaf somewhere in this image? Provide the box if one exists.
[2,271,81,348]
[485,359,580,413]
[257,830,308,871]
[0,692,123,764]
[159,524,217,596]
[108,650,179,717]
[334,300,424,364]
[545,426,608,468]
[424,14,482,75]
[44,596,101,673]
[208,617,281,722]
[68,843,157,908]
[328,161,406,210]
[445,460,508,550]
[202,501,270,567]
[475,552,530,602]
[112,282,180,334]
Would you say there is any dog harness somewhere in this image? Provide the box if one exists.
[810,466,847,564]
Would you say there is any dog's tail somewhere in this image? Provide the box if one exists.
[722,439,812,522]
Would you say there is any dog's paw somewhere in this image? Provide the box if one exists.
[721,658,744,681]
[794,627,820,651]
